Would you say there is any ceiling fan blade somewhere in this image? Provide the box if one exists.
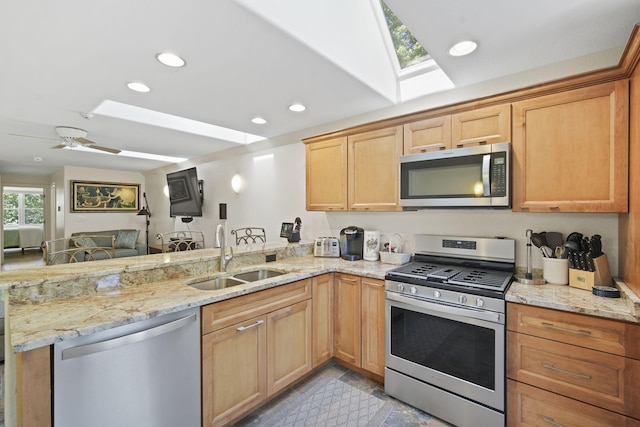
[90,145,121,155]
[50,144,66,149]
[9,133,60,142]
[75,137,96,145]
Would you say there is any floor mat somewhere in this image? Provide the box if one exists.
[260,377,393,427]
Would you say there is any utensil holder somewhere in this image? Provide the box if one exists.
[569,254,612,290]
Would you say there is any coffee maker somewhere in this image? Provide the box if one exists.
[339,226,364,261]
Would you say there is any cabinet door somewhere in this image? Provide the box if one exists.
[267,300,313,396]
[202,315,267,427]
[333,274,362,366]
[361,277,385,376]
[508,379,640,427]
[312,273,334,367]
[348,126,403,211]
[404,116,452,154]
[451,104,511,148]
[305,137,348,211]
[507,331,640,419]
[512,81,629,212]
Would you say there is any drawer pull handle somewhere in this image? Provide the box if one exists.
[236,319,264,332]
[541,322,592,335]
[543,416,567,427]
[271,309,294,320]
[543,363,592,379]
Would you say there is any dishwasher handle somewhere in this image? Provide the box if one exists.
[61,313,197,360]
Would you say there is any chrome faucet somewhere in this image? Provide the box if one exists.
[216,223,233,271]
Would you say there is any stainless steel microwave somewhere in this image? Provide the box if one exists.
[399,142,510,208]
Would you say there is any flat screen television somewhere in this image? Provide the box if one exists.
[166,167,203,217]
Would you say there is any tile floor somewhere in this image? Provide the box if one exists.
[234,362,453,427]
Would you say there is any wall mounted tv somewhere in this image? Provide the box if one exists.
[166,167,204,218]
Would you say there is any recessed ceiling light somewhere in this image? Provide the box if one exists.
[127,82,151,93]
[448,40,477,57]
[156,52,186,67]
[33,157,43,162]
[289,103,306,112]
[251,117,267,125]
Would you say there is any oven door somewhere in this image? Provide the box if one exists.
[385,291,505,411]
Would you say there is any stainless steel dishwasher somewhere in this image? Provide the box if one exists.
[53,307,200,427]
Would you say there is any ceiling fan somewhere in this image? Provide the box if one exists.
[10,126,121,154]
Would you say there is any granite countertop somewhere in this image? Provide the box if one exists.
[506,278,640,323]
[8,252,392,353]
[7,243,640,354]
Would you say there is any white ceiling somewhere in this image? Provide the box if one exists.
[1,0,638,176]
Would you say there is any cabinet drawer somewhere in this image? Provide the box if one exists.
[507,331,640,418]
[507,303,640,359]
[202,279,312,334]
[508,379,640,427]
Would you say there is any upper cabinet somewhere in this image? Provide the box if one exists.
[305,136,348,211]
[451,103,511,148]
[404,116,452,154]
[348,126,403,211]
[403,104,511,155]
[305,126,403,211]
[512,81,629,212]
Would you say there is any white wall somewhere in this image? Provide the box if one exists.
[143,140,619,274]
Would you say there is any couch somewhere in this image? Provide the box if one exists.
[70,229,146,261]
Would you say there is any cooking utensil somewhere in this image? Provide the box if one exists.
[554,245,567,259]
[531,232,547,249]
[563,241,580,252]
[541,245,554,258]
[545,232,563,252]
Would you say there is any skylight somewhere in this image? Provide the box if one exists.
[92,100,266,144]
[379,0,429,70]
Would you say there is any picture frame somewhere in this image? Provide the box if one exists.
[280,222,294,238]
[71,181,140,212]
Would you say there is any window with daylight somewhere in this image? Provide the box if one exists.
[380,0,430,70]
[3,187,44,226]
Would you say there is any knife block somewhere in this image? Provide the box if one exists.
[569,254,612,290]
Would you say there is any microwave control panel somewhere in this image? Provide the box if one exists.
[490,154,507,196]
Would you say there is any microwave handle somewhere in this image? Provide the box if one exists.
[482,154,491,196]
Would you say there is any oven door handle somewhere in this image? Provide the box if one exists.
[386,292,503,324]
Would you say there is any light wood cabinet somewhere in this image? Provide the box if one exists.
[201,280,312,427]
[312,273,334,367]
[333,273,362,366]
[333,274,386,377]
[348,126,403,211]
[451,103,511,148]
[360,277,386,376]
[305,126,403,211]
[202,314,267,427]
[508,379,640,427]
[267,299,313,396]
[512,81,629,212]
[404,115,452,154]
[507,303,640,423]
[305,136,348,211]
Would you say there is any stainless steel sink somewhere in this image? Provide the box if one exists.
[188,276,247,291]
[232,269,286,282]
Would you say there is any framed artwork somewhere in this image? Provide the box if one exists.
[71,181,140,212]
[280,222,294,238]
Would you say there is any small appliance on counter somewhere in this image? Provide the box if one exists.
[339,226,364,261]
[313,237,340,258]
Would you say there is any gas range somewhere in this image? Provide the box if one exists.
[385,235,515,301]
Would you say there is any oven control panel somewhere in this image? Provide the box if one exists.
[385,280,505,315]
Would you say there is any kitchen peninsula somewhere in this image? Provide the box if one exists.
[4,240,640,426]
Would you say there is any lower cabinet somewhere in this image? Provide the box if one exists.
[333,273,385,377]
[312,273,334,367]
[507,302,640,426]
[201,279,312,427]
